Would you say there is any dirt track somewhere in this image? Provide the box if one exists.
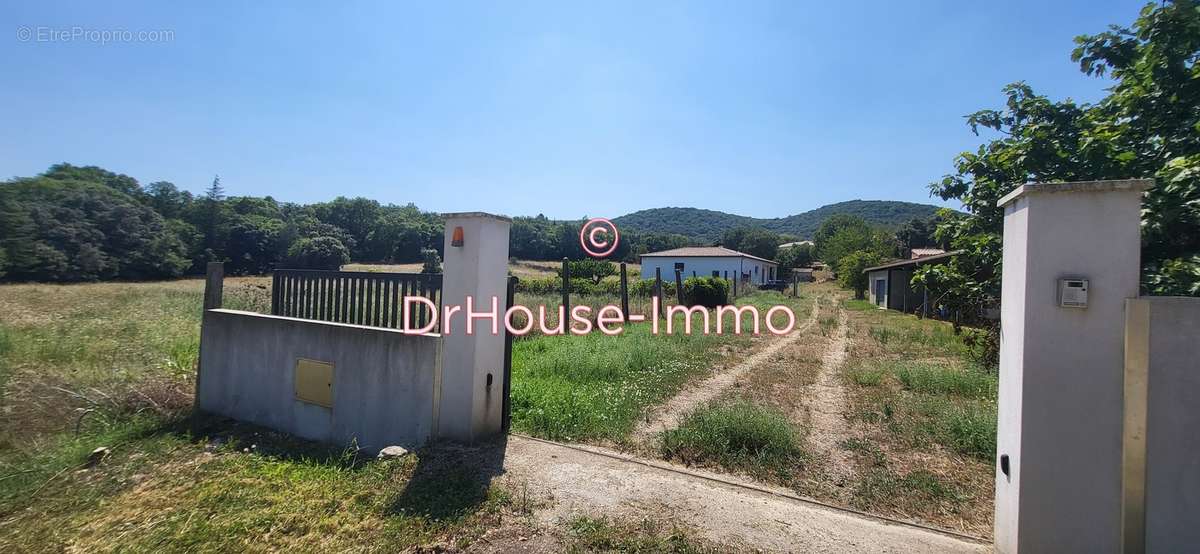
[803,305,855,483]
[630,298,822,443]
[499,435,987,553]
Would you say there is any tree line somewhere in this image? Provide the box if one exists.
[0,164,448,281]
[0,164,737,282]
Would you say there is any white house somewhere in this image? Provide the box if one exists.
[640,246,779,285]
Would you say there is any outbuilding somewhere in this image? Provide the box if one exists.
[863,250,961,313]
[640,246,779,285]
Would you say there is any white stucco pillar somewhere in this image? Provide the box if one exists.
[437,212,512,443]
[993,179,1151,553]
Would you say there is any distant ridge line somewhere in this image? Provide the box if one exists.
[611,199,943,241]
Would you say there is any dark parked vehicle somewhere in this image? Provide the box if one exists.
[760,279,789,291]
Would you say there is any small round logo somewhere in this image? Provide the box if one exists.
[16,26,32,42]
[580,218,619,258]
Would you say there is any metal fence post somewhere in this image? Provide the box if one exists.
[619,262,629,322]
[674,269,684,305]
[203,262,225,312]
[502,275,518,433]
[561,257,570,323]
[654,267,663,319]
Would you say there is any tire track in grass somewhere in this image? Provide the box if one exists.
[803,304,854,483]
[630,298,822,443]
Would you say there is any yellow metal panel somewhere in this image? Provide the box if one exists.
[295,358,334,408]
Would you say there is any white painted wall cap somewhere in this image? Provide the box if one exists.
[996,179,1154,208]
[440,211,513,222]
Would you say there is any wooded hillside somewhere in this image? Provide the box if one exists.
[614,200,943,242]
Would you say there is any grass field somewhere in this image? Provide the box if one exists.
[509,290,811,443]
[0,269,796,550]
[0,267,993,546]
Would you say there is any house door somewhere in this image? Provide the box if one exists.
[874,278,886,307]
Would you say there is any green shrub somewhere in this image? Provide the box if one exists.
[515,276,559,294]
[660,400,805,481]
[961,324,999,370]
[284,236,349,270]
[630,278,675,298]
[419,247,441,274]
[681,276,729,308]
[559,259,617,284]
[836,250,884,297]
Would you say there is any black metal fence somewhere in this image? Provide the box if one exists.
[271,269,442,331]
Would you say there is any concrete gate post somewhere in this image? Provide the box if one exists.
[437,212,512,443]
[993,179,1152,553]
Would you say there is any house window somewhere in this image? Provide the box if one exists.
[754,266,758,275]
[712,271,719,277]
[674,262,685,273]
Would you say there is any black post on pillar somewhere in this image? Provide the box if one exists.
[793,273,799,297]
[194,261,224,435]
[619,262,630,323]
[654,267,663,318]
[561,257,570,323]
[203,262,225,312]
[502,275,518,433]
[674,269,684,305]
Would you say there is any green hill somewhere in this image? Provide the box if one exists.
[613,200,944,242]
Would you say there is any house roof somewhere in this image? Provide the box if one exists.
[862,250,963,273]
[778,241,813,249]
[641,246,777,265]
[910,248,946,259]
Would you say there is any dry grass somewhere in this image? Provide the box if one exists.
[650,282,995,538]
[837,298,996,538]
[0,278,261,446]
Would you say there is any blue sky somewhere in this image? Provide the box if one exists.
[2,1,1141,219]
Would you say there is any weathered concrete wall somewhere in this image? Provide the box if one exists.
[197,309,442,453]
[1124,297,1200,552]
[994,179,1151,553]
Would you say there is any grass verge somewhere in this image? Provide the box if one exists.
[659,399,807,483]
[0,416,528,552]
[566,515,727,553]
